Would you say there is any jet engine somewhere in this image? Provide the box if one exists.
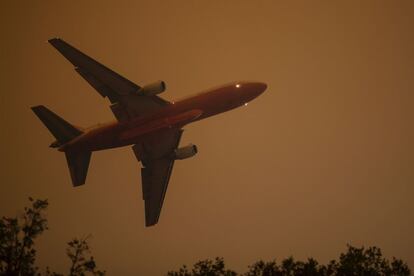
[174,144,198,160]
[138,81,166,96]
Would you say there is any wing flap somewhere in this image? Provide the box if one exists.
[110,102,130,122]
[75,67,118,101]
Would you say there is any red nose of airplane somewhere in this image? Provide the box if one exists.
[239,82,267,102]
[252,82,267,95]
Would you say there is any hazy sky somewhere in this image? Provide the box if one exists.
[1,1,413,275]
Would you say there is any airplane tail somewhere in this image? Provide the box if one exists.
[31,105,91,186]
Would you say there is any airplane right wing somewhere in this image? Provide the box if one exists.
[48,38,170,121]
[132,128,183,227]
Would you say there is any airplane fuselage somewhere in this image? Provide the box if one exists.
[60,81,266,152]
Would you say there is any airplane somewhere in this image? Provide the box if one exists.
[32,38,267,227]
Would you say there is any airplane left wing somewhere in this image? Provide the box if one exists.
[48,38,170,121]
[132,128,183,226]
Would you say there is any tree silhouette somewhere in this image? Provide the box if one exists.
[0,197,48,275]
[0,198,104,276]
[65,236,104,276]
[169,246,410,276]
[1,198,411,276]
[168,257,237,276]
[245,257,331,276]
[332,245,410,276]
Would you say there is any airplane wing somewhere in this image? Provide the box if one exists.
[132,128,183,226]
[48,38,170,121]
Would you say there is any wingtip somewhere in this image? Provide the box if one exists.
[48,37,61,44]
[145,221,157,227]
[31,105,44,111]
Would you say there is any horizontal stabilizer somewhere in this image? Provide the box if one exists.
[31,105,82,144]
[65,151,92,186]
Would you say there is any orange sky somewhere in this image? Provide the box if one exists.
[1,1,413,274]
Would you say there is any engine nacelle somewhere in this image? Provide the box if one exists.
[138,81,166,96]
[174,144,198,160]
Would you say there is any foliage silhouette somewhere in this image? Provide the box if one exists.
[169,246,410,276]
[0,198,104,276]
[1,198,410,276]
[167,257,237,276]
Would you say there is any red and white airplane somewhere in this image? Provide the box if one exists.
[32,38,267,226]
